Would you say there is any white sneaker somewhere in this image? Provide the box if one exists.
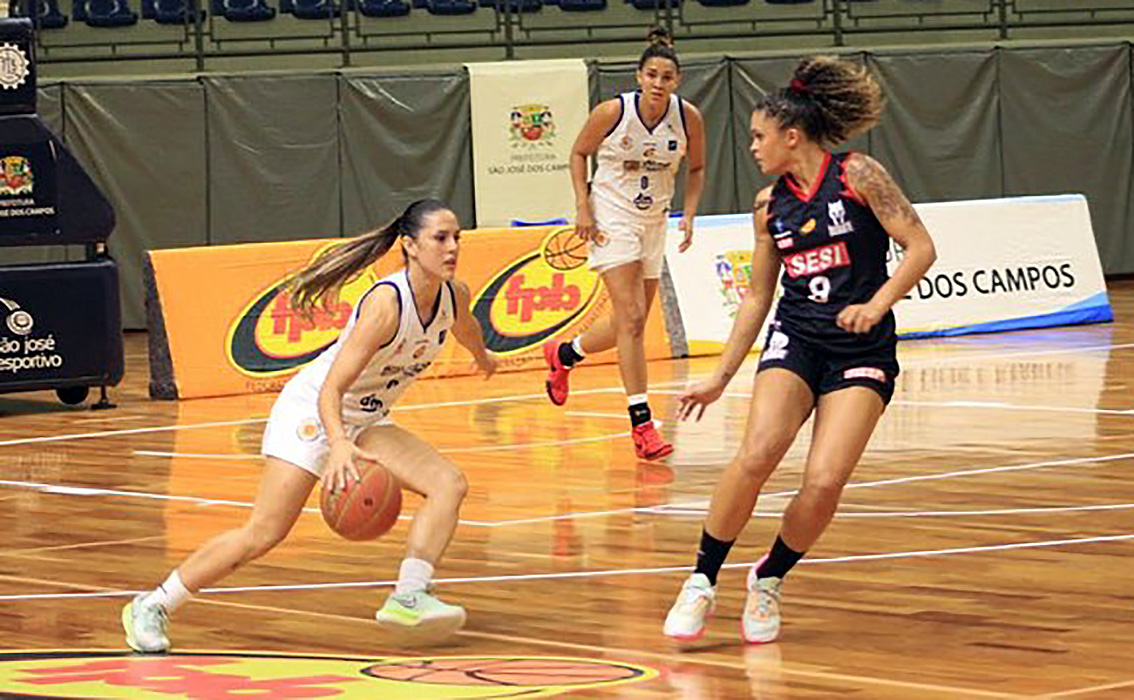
[375,589,467,639]
[122,594,170,653]
[663,573,715,641]
[742,566,782,644]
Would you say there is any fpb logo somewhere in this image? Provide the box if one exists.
[226,242,378,377]
[472,227,601,355]
[0,651,657,698]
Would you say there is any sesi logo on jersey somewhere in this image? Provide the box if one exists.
[783,241,851,279]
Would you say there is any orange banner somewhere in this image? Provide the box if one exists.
[148,225,671,399]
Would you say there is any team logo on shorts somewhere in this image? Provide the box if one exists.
[763,331,789,361]
[844,367,887,382]
[296,418,322,442]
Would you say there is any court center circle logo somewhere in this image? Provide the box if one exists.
[0,651,659,698]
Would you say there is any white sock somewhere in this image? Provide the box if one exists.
[571,337,586,358]
[395,558,434,595]
[627,393,648,407]
[144,570,191,613]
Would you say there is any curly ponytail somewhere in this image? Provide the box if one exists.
[756,56,884,147]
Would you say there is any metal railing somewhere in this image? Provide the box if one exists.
[12,0,1134,70]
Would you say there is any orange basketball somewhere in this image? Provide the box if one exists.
[320,459,402,541]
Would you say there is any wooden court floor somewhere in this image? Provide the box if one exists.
[1,283,1133,698]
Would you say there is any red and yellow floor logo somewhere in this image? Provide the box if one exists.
[0,651,657,698]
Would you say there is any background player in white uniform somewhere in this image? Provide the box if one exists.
[123,199,497,653]
[543,27,706,461]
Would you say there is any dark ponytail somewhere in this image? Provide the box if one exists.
[639,26,679,72]
[290,198,450,315]
[755,56,884,147]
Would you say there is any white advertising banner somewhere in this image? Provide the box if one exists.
[664,194,1112,353]
[466,59,590,227]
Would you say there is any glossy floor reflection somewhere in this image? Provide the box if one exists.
[1,284,1133,698]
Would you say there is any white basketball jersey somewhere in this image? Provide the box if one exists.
[591,91,688,220]
[281,268,455,424]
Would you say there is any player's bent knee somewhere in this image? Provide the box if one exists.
[735,439,790,480]
[243,521,289,560]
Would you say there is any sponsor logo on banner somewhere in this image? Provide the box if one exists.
[783,241,850,279]
[714,250,751,319]
[0,651,657,698]
[0,296,63,374]
[0,156,33,196]
[828,201,854,236]
[226,242,377,378]
[510,103,556,148]
[0,43,30,91]
[472,226,602,355]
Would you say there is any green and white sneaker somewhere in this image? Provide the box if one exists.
[375,590,467,638]
[122,594,170,653]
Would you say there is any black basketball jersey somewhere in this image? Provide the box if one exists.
[766,152,895,353]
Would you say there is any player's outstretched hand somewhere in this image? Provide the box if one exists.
[678,377,726,422]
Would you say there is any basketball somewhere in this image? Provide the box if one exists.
[320,459,402,541]
[541,226,590,271]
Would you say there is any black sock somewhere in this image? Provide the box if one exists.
[694,530,734,586]
[756,535,805,579]
[558,341,584,368]
[628,402,652,427]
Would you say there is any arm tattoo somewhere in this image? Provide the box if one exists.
[848,156,923,228]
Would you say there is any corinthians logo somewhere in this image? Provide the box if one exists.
[226,242,378,378]
[0,651,656,698]
[473,227,601,355]
[0,43,30,91]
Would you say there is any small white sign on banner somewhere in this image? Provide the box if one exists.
[466,59,590,227]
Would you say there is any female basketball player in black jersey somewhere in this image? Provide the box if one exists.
[664,56,937,644]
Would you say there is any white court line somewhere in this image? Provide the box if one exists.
[653,389,1134,416]
[893,400,1134,416]
[478,451,1134,526]
[665,502,1134,519]
[135,451,259,460]
[0,418,268,449]
[2,339,1129,452]
[438,431,632,454]
[6,451,1132,529]
[0,381,689,450]
[1,531,1129,601]
[900,341,1134,366]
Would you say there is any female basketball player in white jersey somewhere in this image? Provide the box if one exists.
[543,27,706,460]
[123,199,498,652]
